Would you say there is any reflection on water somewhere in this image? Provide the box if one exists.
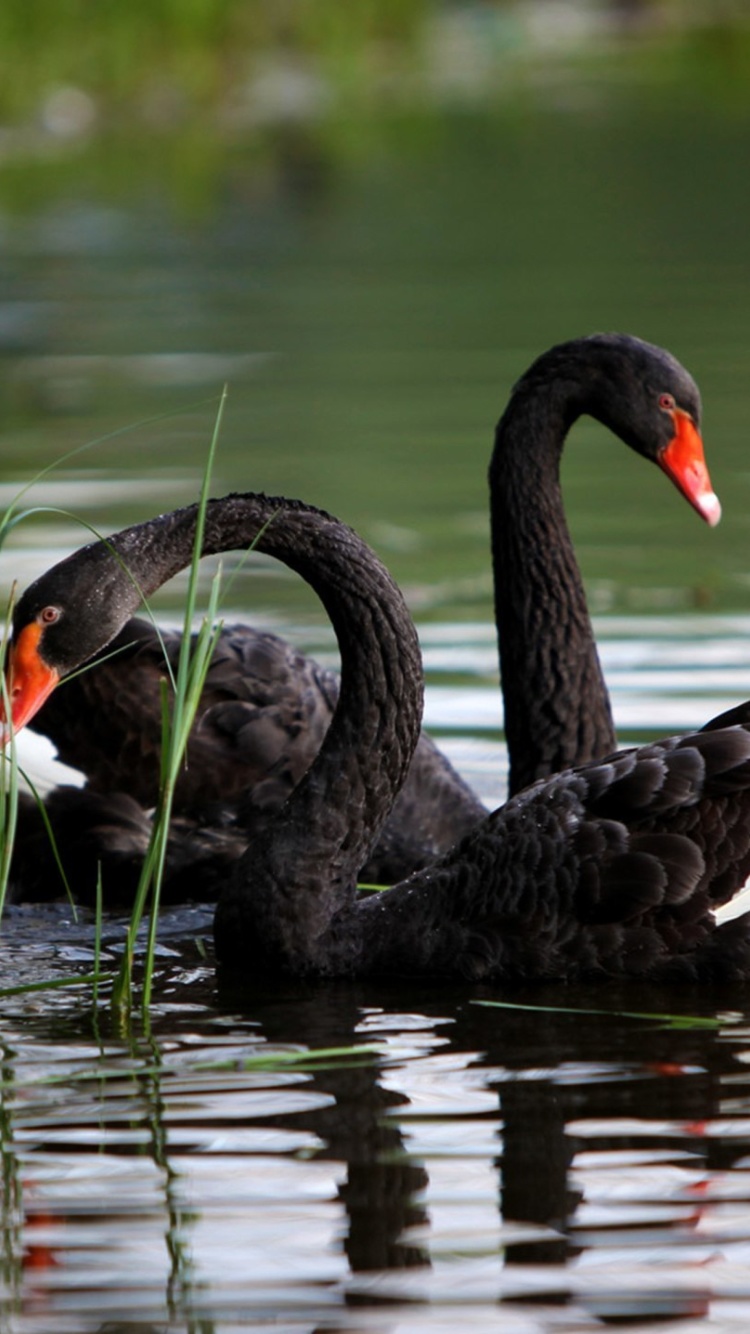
[3,953,750,1330]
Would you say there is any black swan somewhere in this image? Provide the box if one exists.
[490,333,719,793]
[5,488,750,983]
[22,333,718,867]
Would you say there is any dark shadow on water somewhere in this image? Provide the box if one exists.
[216,979,432,1278]
[215,971,750,1322]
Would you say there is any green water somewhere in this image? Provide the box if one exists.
[1,102,750,629]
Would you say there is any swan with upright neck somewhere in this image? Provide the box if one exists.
[19,333,718,874]
[489,333,719,793]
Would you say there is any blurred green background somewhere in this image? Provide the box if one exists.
[1,0,750,623]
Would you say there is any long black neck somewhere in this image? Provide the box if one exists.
[490,360,615,796]
[91,494,423,967]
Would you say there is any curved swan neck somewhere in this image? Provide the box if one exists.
[112,492,426,971]
[17,492,424,968]
[126,493,422,871]
[490,352,614,797]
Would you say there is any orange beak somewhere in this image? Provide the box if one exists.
[658,409,721,527]
[1,623,59,745]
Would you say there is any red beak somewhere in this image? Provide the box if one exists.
[1,623,59,745]
[658,409,721,527]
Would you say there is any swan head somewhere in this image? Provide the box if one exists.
[2,540,141,743]
[1,611,61,741]
[535,333,720,527]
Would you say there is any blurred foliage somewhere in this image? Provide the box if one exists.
[0,0,746,231]
[0,0,426,122]
[0,0,748,140]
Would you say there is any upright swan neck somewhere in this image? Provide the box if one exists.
[490,360,614,797]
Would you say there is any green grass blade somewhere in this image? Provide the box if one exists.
[472,998,726,1030]
[0,972,108,999]
[0,595,20,913]
[113,387,229,1016]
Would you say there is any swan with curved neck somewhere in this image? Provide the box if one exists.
[6,493,425,924]
[16,333,718,851]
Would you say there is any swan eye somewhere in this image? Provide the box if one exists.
[659,393,676,411]
[39,605,61,626]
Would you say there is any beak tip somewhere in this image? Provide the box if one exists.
[700,491,722,527]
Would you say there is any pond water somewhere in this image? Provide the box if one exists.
[4,897,750,1332]
[2,97,750,1330]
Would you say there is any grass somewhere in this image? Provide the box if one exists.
[0,392,234,1015]
[110,388,229,1014]
[0,606,19,911]
[473,998,729,1031]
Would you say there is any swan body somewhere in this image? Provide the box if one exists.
[217,723,750,983]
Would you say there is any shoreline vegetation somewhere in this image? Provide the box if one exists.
[0,3,748,169]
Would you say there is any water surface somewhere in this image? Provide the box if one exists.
[2,100,750,1331]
